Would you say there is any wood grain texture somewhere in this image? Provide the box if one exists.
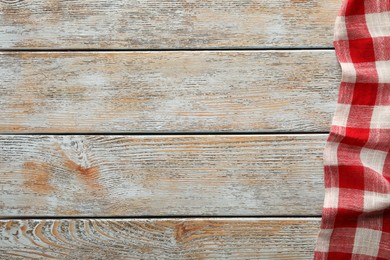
[0,134,326,216]
[0,218,321,259]
[0,0,341,49]
[0,51,339,133]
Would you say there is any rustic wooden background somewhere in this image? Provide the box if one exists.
[0,0,342,259]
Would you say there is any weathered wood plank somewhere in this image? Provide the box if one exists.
[0,51,339,133]
[0,218,321,259]
[0,134,326,216]
[0,0,341,49]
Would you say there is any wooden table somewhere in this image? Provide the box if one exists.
[0,0,341,258]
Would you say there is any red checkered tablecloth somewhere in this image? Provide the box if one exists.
[315,0,390,259]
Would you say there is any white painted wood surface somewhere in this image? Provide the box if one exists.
[0,0,339,257]
[0,134,326,216]
[0,51,339,133]
[0,0,341,49]
[0,218,321,259]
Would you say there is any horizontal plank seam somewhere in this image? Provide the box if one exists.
[0,132,330,136]
[0,216,322,220]
[0,48,335,53]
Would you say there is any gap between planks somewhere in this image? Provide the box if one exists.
[0,132,330,136]
[0,48,335,53]
[0,215,322,220]
[0,47,335,52]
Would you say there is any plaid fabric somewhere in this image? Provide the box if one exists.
[314,0,390,259]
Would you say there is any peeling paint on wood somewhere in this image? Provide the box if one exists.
[0,134,326,216]
[0,218,321,259]
[0,0,341,49]
[22,161,54,194]
[0,51,339,133]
